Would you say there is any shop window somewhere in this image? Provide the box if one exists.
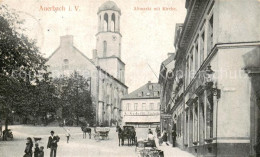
[206,92,214,139]
[194,103,198,142]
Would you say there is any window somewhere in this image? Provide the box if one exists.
[104,13,108,31]
[142,103,146,110]
[103,41,107,57]
[154,91,160,97]
[134,103,138,111]
[207,14,213,55]
[194,103,198,142]
[206,92,214,139]
[186,57,189,86]
[130,103,135,111]
[125,103,130,111]
[149,85,153,90]
[111,13,115,32]
[200,31,205,66]
[195,42,199,72]
[63,59,69,70]
[150,103,154,110]
[190,50,193,82]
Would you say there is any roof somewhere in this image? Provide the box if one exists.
[122,82,160,100]
[98,1,121,14]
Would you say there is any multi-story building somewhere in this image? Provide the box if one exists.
[160,0,260,156]
[47,1,128,126]
[121,81,160,128]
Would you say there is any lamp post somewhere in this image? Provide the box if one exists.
[205,65,221,99]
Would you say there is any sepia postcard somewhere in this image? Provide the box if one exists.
[0,0,259,156]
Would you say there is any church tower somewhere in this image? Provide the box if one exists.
[94,1,125,83]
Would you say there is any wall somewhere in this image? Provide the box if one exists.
[215,0,259,44]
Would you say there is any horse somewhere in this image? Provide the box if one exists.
[81,126,91,139]
[116,126,136,146]
[116,126,125,146]
[125,127,136,146]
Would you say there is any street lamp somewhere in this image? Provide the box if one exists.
[205,65,221,99]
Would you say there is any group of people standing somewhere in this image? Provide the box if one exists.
[155,125,177,147]
[24,137,44,157]
[24,130,60,157]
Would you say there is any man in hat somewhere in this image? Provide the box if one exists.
[47,131,59,157]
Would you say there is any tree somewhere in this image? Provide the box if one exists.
[0,4,54,139]
[53,72,94,126]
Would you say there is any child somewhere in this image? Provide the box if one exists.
[38,146,44,157]
[65,128,71,143]
[34,143,40,157]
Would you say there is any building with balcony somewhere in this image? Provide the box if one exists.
[159,0,260,156]
[121,81,160,128]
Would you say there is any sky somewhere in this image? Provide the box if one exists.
[2,0,187,92]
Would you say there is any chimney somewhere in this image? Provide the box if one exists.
[60,35,73,47]
[92,49,97,59]
[148,81,151,84]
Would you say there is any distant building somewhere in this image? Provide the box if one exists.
[121,81,160,128]
[47,1,128,126]
[159,0,260,156]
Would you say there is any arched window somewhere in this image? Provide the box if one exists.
[104,13,108,31]
[111,13,115,32]
[103,41,107,57]
[63,59,69,70]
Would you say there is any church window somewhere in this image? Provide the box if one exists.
[103,41,107,57]
[111,13,115,32]
[63,59,69,70]
[104,13,108,31]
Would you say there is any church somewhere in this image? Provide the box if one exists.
[46,1,128,126]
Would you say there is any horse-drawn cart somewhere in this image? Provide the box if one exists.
[94,127,110,140]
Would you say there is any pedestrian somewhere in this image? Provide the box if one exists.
[34,143,40,157]
[47,131,59,157]
[155,125,160,137]
[24,137,33,157]
[65,128,70,143]
[38,146,44,157]
[161,128,169,146]
[147,130,156,147]
[172,129,177,147]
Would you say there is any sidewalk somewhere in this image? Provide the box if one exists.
[155,139,194,157]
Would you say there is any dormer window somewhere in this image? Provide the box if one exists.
[148,85,153,90]
[146,92,150,96]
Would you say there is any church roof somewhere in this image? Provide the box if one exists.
[98,1,121,14]
[122,82,160,100]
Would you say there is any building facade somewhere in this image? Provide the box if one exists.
[121,81,160,128]
[47,1,128,126]
[159,0,260,156]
